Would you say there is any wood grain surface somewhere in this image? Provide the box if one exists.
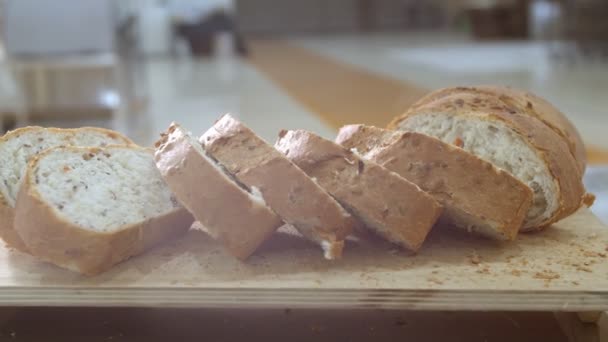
[0,209,606,310]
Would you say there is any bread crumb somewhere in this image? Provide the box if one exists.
[452,137,464,148]
[583,251,602,258]
[469,251,481,265]
[510,269,522,276]
[476,266,490,274]
[427,276,443,285]
[533,270,560,280]
[572,281,580,286]
[577,266,593,273]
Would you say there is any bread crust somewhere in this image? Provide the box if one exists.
[336,125,532,240]
[393,86,586,172]
[388,87,586,230]
[201,114,356,259]
[275,130,442,252]
[155,123,283,260]
[0,126,133,253]
[14,146,193,276]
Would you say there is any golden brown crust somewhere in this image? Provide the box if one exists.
[0,126,134,253]
[336,125,533,240]
[275,130,442,252]
[389,86,586,172]
[13,146,193,276]
[0,200,29,252]
[201,114,356,259]
[155,124,283,260]
[388,88,586,229]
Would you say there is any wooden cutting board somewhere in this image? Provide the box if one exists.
[0,208,606,311]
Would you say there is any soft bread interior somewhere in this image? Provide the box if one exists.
[398,113,558,228]
[33,147,180,232]
[0,129,128,207]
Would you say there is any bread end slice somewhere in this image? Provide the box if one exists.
[14,146,193,275]
[155,123,283,260]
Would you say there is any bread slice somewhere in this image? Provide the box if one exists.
[14,145,194,275]
[388,86,586,230]
[404,85,587,173]
[200,114,356,259]
[336,125,533,240]
[275,130,442,252]
[154,123,283,260]
[0,126,133,252]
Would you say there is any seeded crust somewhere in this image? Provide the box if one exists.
[336,125,532,240]
[275,130,442,252]
[155,123,283,260]
[200,114,357,259]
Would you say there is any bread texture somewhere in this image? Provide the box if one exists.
[402,86,586,172]
[388,86,586,230]
[155,123,283,260]
[275,130,442,252]
[14,145,193,275]
[0,126,133,252]
[336,125,533,240]
[200,114,356,259]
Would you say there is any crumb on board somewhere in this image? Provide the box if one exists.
[476,266,490,274]
[468,251,481,265]
[582,250,607,258]
[533,270,560,281]
[427,276,444,285]
[510,269,522,277]
[572,281,580,286]
[577,266,593,273]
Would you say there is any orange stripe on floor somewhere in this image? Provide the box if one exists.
[248,40,608,165]
[248,40,427,129]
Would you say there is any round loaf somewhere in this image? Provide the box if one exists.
[388,86,587,230]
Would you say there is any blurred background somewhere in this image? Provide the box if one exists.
[1,0,607,145]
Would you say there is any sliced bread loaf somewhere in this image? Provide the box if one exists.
[275,130,442,252]
[200,114,356,259]
[14,145,194,275]
[336,125,533,240]
[154,123,283,260]
[388,86,587,230]
[0,126,133,252]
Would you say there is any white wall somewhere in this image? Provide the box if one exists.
[3,0,115,55]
